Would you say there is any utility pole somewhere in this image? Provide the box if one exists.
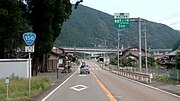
[138,17,142,72]
[129,18,142,72]
[117,29,120,68]
[104,40,107,66]
[144,26,148,73]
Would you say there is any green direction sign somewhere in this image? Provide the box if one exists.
[114,13,130,28]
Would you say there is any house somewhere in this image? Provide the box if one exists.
[167,49,180,61]
[47,46,65,71]
[119,46,145,63]
[164,49,180,69]
[153,49,180,69]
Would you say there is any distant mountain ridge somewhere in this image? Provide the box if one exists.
[55,5,180,49]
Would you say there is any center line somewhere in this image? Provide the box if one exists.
[91,72,117,101]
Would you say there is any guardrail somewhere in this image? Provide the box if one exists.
[99,64,153,83]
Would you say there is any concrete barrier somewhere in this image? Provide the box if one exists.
[112,68,153,83]
[99,64,153,83]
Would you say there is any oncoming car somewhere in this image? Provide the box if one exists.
[80,65,90,74]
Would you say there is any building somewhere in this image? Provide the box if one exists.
[119,46,145,63]
[47,46,65,71]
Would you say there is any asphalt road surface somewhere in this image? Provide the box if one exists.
[42,60,180,101]
[42,64,110,101]
[87,61,180,101]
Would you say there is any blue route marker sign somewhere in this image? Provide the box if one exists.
[23,32,36,45]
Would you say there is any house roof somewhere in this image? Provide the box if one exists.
[122,46,145,53]
[126,53,139,58]
[52,46,64,54]
[167,50,180,56]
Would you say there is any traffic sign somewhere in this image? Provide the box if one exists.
[23,32,36,45]
[25,46,34,52]
[114,13,130,28]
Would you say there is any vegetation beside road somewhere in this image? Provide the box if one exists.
[0,76,51,101]
[155,76,180,84]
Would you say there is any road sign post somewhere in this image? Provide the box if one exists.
[114,13,130,68]
[5,77,9,100]
[23,32,36,99]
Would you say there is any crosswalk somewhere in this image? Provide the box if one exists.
[78,68,102,71]
[90,68,102,71]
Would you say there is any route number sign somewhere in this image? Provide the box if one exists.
[23,32,36,45]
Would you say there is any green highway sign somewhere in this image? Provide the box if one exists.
[114,13,130,28]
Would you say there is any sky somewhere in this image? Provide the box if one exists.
[71,0,180,30]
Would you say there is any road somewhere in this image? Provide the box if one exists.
[42,60,180,101]
[42,62,110,101]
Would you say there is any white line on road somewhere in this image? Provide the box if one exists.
[94,64,100,68]
[41,70,77,101]
[95,63,180,99]
[119,73,180,98]
[78,75,87,77]
[70,84,88,92]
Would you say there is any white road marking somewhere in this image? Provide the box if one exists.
[41,70,77,101]
[70,84,88,92]
[78,75,87,77]
[90,68,102,71]
[95,64,180,99]
[94,64,100,68]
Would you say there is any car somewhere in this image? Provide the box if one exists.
[80,65,90,74]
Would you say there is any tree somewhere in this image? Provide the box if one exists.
[26,0,82,74]
[172,38,180,51]
[175,52,180,69]
[0,0,30,58]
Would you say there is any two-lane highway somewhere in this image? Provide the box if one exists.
[87,60,180,101]
[42,60,180,101]
[42,65,112,101]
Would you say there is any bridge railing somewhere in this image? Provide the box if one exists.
[98,64,153,83]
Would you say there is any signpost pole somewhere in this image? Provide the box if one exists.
[5,77,9,100]
[114,13,130,68]
[28,52,31,99]
[23,32,36,100]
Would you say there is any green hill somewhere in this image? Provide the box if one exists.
[55,5,180,49]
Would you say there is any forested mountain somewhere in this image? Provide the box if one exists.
[55,5,180,49]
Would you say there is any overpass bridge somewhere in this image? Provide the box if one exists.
[63,47,119,54]
[62,47,172,55]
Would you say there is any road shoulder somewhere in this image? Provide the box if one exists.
[31,67,78,101]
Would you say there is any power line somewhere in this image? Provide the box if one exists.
[157,11,180,22]
[170,20,180,25]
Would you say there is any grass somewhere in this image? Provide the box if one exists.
[0,76,51,101]
[155,76,180,84]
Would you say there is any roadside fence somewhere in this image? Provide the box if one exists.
[107,65,180,81]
